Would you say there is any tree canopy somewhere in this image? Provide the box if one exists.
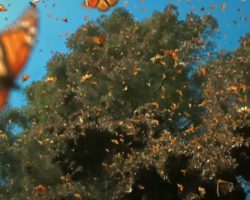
[0,5,249,200]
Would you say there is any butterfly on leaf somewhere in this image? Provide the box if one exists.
[33,184,48,192]
[83,0,119,12]
[80,73,93,83]
[92,35,106,46]
[150,54,165,65]
[44,76,57,83]
[164,49,179,61]
[0,6,38,109]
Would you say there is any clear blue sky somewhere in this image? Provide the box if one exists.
[0,0,249,108]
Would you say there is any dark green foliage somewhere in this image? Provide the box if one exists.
[0,4,249,200]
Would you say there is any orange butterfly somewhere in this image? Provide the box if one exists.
[33,184,48,192]
[22,74,30,82]
[164,49,179,61]
[92,35,106,46]
[0,6,38,109]
[0,4,7,12]
[83,0,119,12]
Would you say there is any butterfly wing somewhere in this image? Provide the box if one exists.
[0,6,38,109]
[0,89,9,109]
[84,0,119,12]
[92,35,106,46]
[0,6,38,78]
[0,4,7,12]
[83,0,99,8]
[97,0,119,12]
[89,0,100,7]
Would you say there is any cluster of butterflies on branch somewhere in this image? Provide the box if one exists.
[0,0,120,110]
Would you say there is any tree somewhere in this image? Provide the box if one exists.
[0,4,249,200]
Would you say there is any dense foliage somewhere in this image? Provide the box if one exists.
[0,5,249,200]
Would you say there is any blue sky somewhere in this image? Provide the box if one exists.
[0,0,249,108]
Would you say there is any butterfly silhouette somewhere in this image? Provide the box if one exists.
[83,0,119,12]
[0,6,38,109]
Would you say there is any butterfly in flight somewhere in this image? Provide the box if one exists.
[83,0,119,12]
[0,6,38,109]
[0,4,7,12]
[29,0,40,7]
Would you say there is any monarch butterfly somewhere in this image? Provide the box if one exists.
[164,49,179,61]
[0,4,7,12]
[83,0,119,12]
[62,17,68,23]
[45,76,57,83]
[33,184,48,192]
[29,0,39,7]
[92,35,106,46]
[22,74,30,82]
[0,6,38,109]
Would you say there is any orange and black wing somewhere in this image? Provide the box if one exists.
[0,89,9,109]
[84,0,119,12]
[92,35,106,46]
[0,6,38,77]
[0,6,38,109]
